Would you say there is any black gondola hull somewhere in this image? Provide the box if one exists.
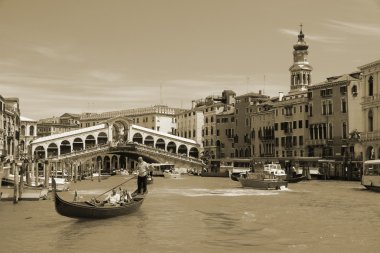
[53,179,146,219]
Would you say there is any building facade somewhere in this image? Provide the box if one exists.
[20,116,38,156]
[358,59,380,160]
[234,92,269,158]
[0,96,21,162]
[251,100,276,158]
[80,105,182,135]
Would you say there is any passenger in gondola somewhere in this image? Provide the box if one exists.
[104,189,120,206]
[121,189,133,203]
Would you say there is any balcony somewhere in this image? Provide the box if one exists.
[362,94,380,105]
[284,144,293,150]
[305,139,327,146]
[361,130,380,142]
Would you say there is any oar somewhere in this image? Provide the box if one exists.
[94,175,137,199]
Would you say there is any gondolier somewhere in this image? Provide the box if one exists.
[136,157,149,194]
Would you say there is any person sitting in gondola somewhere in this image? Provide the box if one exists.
[122,189,133,204]
[104,189,120,206]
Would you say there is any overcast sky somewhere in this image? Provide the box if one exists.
[1,0,380,119]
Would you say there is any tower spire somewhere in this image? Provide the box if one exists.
[288,24,313,93]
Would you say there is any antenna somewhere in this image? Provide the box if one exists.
[160,83,163,105]
[246,76,250,93]
[263,75,266,94]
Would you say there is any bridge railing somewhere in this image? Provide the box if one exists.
[133,143,204,165]
[57,143,111,159]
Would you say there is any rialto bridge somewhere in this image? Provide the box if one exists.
[30,117,204,174]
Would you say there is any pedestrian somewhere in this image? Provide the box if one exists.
[136,157,149,194]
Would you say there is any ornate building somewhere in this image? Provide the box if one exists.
[0,95,21,162]
[274,27,311,159]
[358,59,380,160]
[20,116,38,156]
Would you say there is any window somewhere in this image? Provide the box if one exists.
[322,101,327,115]
[274,123,278,131]
[368,110,374,132]
[351,85,358,97]
[298,120,303,128]
[293,121,297,129]
[368,76,374,96]
[341,98,347,113]
[299,136,303,146]
[342,122,347,139]
[328,100,333,115]
[216,129,219,136]
[305,120,309,128]
[307,91,313,99]
[340,86,347,94]
[328,123,333,139]
[309,104,313,116]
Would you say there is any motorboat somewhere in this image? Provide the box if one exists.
[163,170,181,179]
[238,172,288,190]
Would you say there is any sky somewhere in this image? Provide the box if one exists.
[1,0,380,120]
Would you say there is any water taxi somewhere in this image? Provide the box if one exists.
[362,160,380,192]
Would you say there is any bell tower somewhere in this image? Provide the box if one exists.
[289,24,313,92]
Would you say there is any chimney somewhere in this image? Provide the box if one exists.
[279,92,284,101]
[259,90,262,95]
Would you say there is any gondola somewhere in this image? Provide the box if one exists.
[53,179,147,219]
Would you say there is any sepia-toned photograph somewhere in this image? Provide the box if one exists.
[1,0,380,252]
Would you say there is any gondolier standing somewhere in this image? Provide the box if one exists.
[136,157,149,194]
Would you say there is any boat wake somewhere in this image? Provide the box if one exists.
[154,188,280,197]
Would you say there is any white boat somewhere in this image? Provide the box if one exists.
[84,173,111,180]
[163,170,181,179]
[263,163,287,180]
[2,174,68,191]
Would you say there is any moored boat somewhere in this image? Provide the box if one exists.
[53,179,146,219]
[285,175,307,183]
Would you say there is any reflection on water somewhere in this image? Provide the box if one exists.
[1,176,380,253]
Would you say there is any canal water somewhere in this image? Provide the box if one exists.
[1,175,380,253]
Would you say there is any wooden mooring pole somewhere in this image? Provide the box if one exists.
[13,161,19,204]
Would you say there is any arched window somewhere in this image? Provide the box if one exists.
[368,76,374,96]
[21,125,26,136]
[29,125,35,136]
[368,110,374,132]
[351,85,358,96]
